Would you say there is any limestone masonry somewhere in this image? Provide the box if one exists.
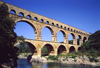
[0,1,91,57]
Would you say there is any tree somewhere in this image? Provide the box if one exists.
[0,2,18,67]
[81,30,100,56]
[16,36,31,53]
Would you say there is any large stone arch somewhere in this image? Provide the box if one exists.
[83,37,87,43]
[14,41,37,56]
[69,46,76,53]
[77,35,82,45]
[57,45,67,55]
[68,32,76,44]
[15,19,37,34]
[41,25,54,35]
[41,44,54,56]
[57,29,66,37]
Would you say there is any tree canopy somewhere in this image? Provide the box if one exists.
[0,2,18,67]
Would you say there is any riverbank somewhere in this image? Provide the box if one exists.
[18,53,100,67]
[31,55,100,67]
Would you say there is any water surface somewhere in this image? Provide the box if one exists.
[17,59,100,68]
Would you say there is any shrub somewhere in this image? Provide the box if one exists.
[88,56,99,62]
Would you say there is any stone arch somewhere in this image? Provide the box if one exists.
[78,47,82,51]
[19,12,24,17]
[15,19,37,34]
[57,30,66,37]
[56,24,58,27]
[57,29,66,42]
[68,28,70,31]
[40,19,44,23]
[64,27,66,30]
[14,41,37,55]
[69,46,75,53]
[10,9,16,14]
[77,35,82,45]
[60,25,63,28]
[27,15,31,19]
[46,21,49,24]
[42,44,54,56]
[57,45,67,54]
[42,26,54,35]
[51,23,54,26]
[83,37,87,43]
[68,33,75,44]
[34,17,38,21]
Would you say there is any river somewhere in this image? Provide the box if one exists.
[17,59,100,68]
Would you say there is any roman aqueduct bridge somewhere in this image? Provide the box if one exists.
[0,1,91,57]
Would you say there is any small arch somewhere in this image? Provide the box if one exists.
[60,25,63,28]
[56,24,58,27]
[64,27,66,30]
[27,15,31,19]
[34,17,38,21]
[40,19,44,23]
[51,23,54,26]
[46,21,49,24]
[74,30,76,32]
[10,9,16,14]
[69,46,75,53]
[68,28,70,31]
[58,45,67,54]
[19,12,24,17]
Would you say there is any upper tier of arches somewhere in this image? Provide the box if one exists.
[9,7,90,36]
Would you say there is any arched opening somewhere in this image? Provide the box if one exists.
[57,30,66,43]
[68,33,75,44]
[58,45,67,55]
[14,21,36,39]
[27,15,31,19]
[68,28,70,31]
[77,35,82,45]
[51,23,54,26]
[83,37,87,43]
[64,27,66,30]
[60,25,62,28]
[40,19,44,23]
[46,21,49,24]
[19,12,24,17]
[41,26,53,41]
[16,42,37,57]
[10,9,16,14]
[71,29,73,31]
[78,47,82,51]
[56,24,58,27]
[41,44,54,56]
[69,46,75,53]
[34,17,38,21]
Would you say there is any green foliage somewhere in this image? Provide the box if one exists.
[0,2,18,67]
[69,40,73,44]
[88,56,99,62]
[47,55,58,60]
[41,46,48,56]
[16,36,31,53]
[81,30,100,56]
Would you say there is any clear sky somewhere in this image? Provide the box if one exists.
[2,0,100,42]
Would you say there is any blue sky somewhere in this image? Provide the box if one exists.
[2,0,100,42]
